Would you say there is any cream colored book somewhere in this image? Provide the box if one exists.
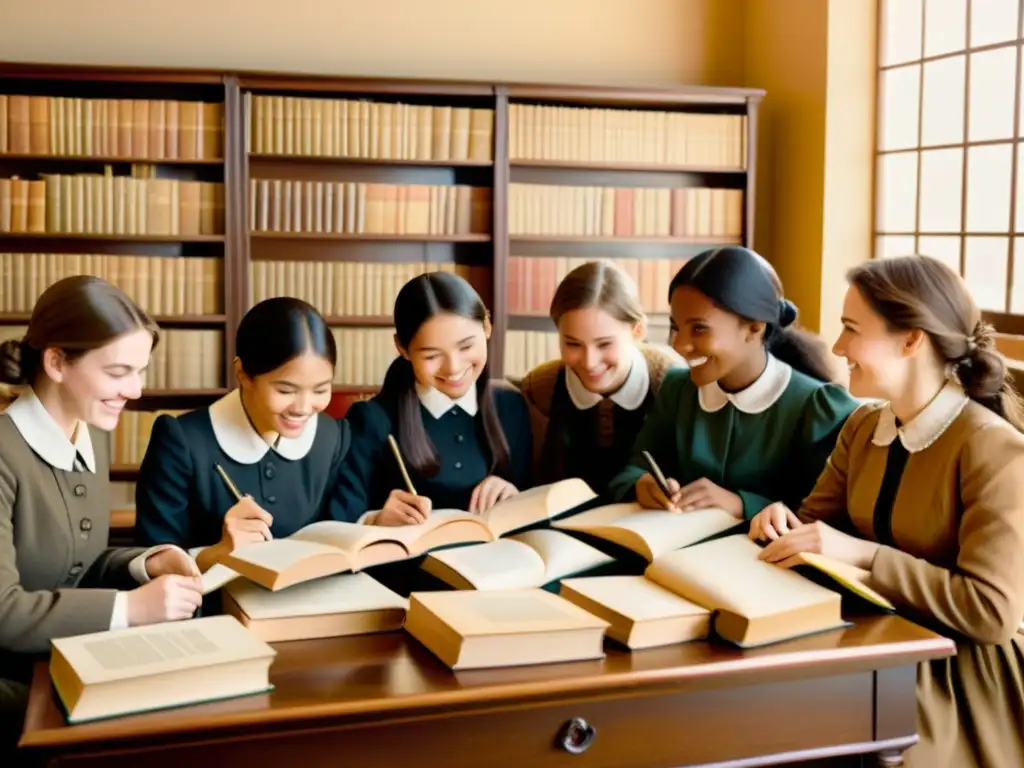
[405,589,609,669]
[551,502,741,561]
[49,615,275,724]
[421,529,615,590]
[644,534,849,648]
[220,478,597,592]
[790,551,895,610]
[222,572,408,643]
[559,575,711,650]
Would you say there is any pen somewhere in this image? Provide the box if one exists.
[214,463,243,501]
[641,450,673,499]
[387,434,419,496]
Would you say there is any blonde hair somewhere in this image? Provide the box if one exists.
[549,261,645,326]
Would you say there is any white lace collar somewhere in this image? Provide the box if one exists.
[871,380,969,453]
[565,344,651,411]
[5,388,97,472]
[697,353,792,414]
[209,388,318,464]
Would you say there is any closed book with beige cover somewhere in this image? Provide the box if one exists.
[645,534,849,648]
[222,572,408,643]
[50,615,275,724]
[421,529,614,590]
[405,589,609,669]
[219,478,597,591]
[559,575,711,650]
[552,502,741,561]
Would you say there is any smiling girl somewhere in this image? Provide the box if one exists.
[750,255,1024,768]
[608,246,859,520]
[134,297,351,572]
[519,261,683,495]
[0,276,202,751]
[335,271,532,525]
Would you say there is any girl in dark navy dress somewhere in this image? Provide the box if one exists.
[134,297,351,574]
[335,271,532,525]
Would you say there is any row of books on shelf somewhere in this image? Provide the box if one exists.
[509,183,743,239]
[508,103,747,169]
[248,179,491,236]
[50,480,889,724]
[249,260,489,318]
[0,94,223,160]
[244,94,493,162]
[504,330,564,379]
[508,256,686,317]
[0,253,222,315]
[108,409,182,467]
[0,172,225,236]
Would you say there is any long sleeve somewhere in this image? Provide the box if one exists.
[498,387,533,491]
[134,414,196,548]
[0,460,118,654]
[608,369,687,501]
[868,422,1024,645]
[331,400,392,523]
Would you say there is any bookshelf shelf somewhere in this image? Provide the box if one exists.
[109,464,140,480]
[140,388,230,398]
[0,233,226,243]
[0,154,224,165]
[249,232,491,243]
[323,315,393,327]
[249,154,492,168]
[0,313,226,326]
[509,160,745,174]
[509,235,741,245]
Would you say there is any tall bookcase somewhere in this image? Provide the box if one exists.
[0,63,764,522]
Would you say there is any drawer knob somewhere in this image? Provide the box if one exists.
[558,717,596,755]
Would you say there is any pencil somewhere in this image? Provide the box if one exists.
[214,463,243,501]
[641,450,673,499]
[387,434,418,496]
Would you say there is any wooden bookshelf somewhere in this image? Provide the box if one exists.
[0,63,764,516]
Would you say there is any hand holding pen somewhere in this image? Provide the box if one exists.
[215,463,274,549]
[372,435,433,526]
[636,451,682,511]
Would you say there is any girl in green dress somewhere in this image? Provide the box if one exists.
[608,246,859,520]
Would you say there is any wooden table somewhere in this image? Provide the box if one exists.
[18,614,954,768]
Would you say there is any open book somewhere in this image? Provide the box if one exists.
[217,478,597,591]
[222,572,408,643]
[551,502,741,561]
[404,589,609,669]
[644,534,853,648]
[421,529,615,590]
[49,615,275,724]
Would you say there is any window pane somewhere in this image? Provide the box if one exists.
[919,234,962,273]
[966,144,1013,232]
[919,148,963,232]
[1016,146,1024,231]
[877,152,919,231]
[1012,237,1024,312]
[970,0,1019,48]
[922,56,964,146]
[882,0,923,65]
[876,235,917,258]
[882,65,922,150]
[969,48,1017,141]
[964,236,1009,311]
[925,0,967,56]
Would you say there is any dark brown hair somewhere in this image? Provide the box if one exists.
[669,247,837,383]
[379,271,510,479]
[0,275,159,387]
[549,260,645,326]
[847,255,1024,432]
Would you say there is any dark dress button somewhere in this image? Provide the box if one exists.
[264,465,275,479]
[69,562,83,577]
[454,461,463,470]
[456,434,465,443]
[267,495,277,504]
[79,518,92,532]
[73,485,86,497]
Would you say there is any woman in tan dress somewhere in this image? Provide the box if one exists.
[750,255,1024,768]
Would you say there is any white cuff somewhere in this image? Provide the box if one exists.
[356,509,379,525]
[110,592,130,630]
[128,544,190,584]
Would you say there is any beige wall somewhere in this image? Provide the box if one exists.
[0,0,745,86]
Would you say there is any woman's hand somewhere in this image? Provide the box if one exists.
[749,502,803,541]
[220,497,274,550]
[635,472,681,511]
[126,574,204,626]
[144,546,200,579]
[374,489,432,526]
[469,476,518,514]
[675,478,744,518]
[758,520,879,570]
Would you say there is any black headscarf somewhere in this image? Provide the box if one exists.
[668,246,798,328]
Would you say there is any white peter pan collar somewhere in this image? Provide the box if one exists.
[697,353,792,414]
[417,383,478,420]
[209,388,318,464]
[5,388,97,472]
[871,380,968,453]
[565,344,651,411]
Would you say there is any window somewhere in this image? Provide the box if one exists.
[876,0,1024,330]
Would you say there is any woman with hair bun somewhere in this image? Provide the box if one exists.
[0,276,202,752]
[752,254,1024,768]
[608,246,859,519]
